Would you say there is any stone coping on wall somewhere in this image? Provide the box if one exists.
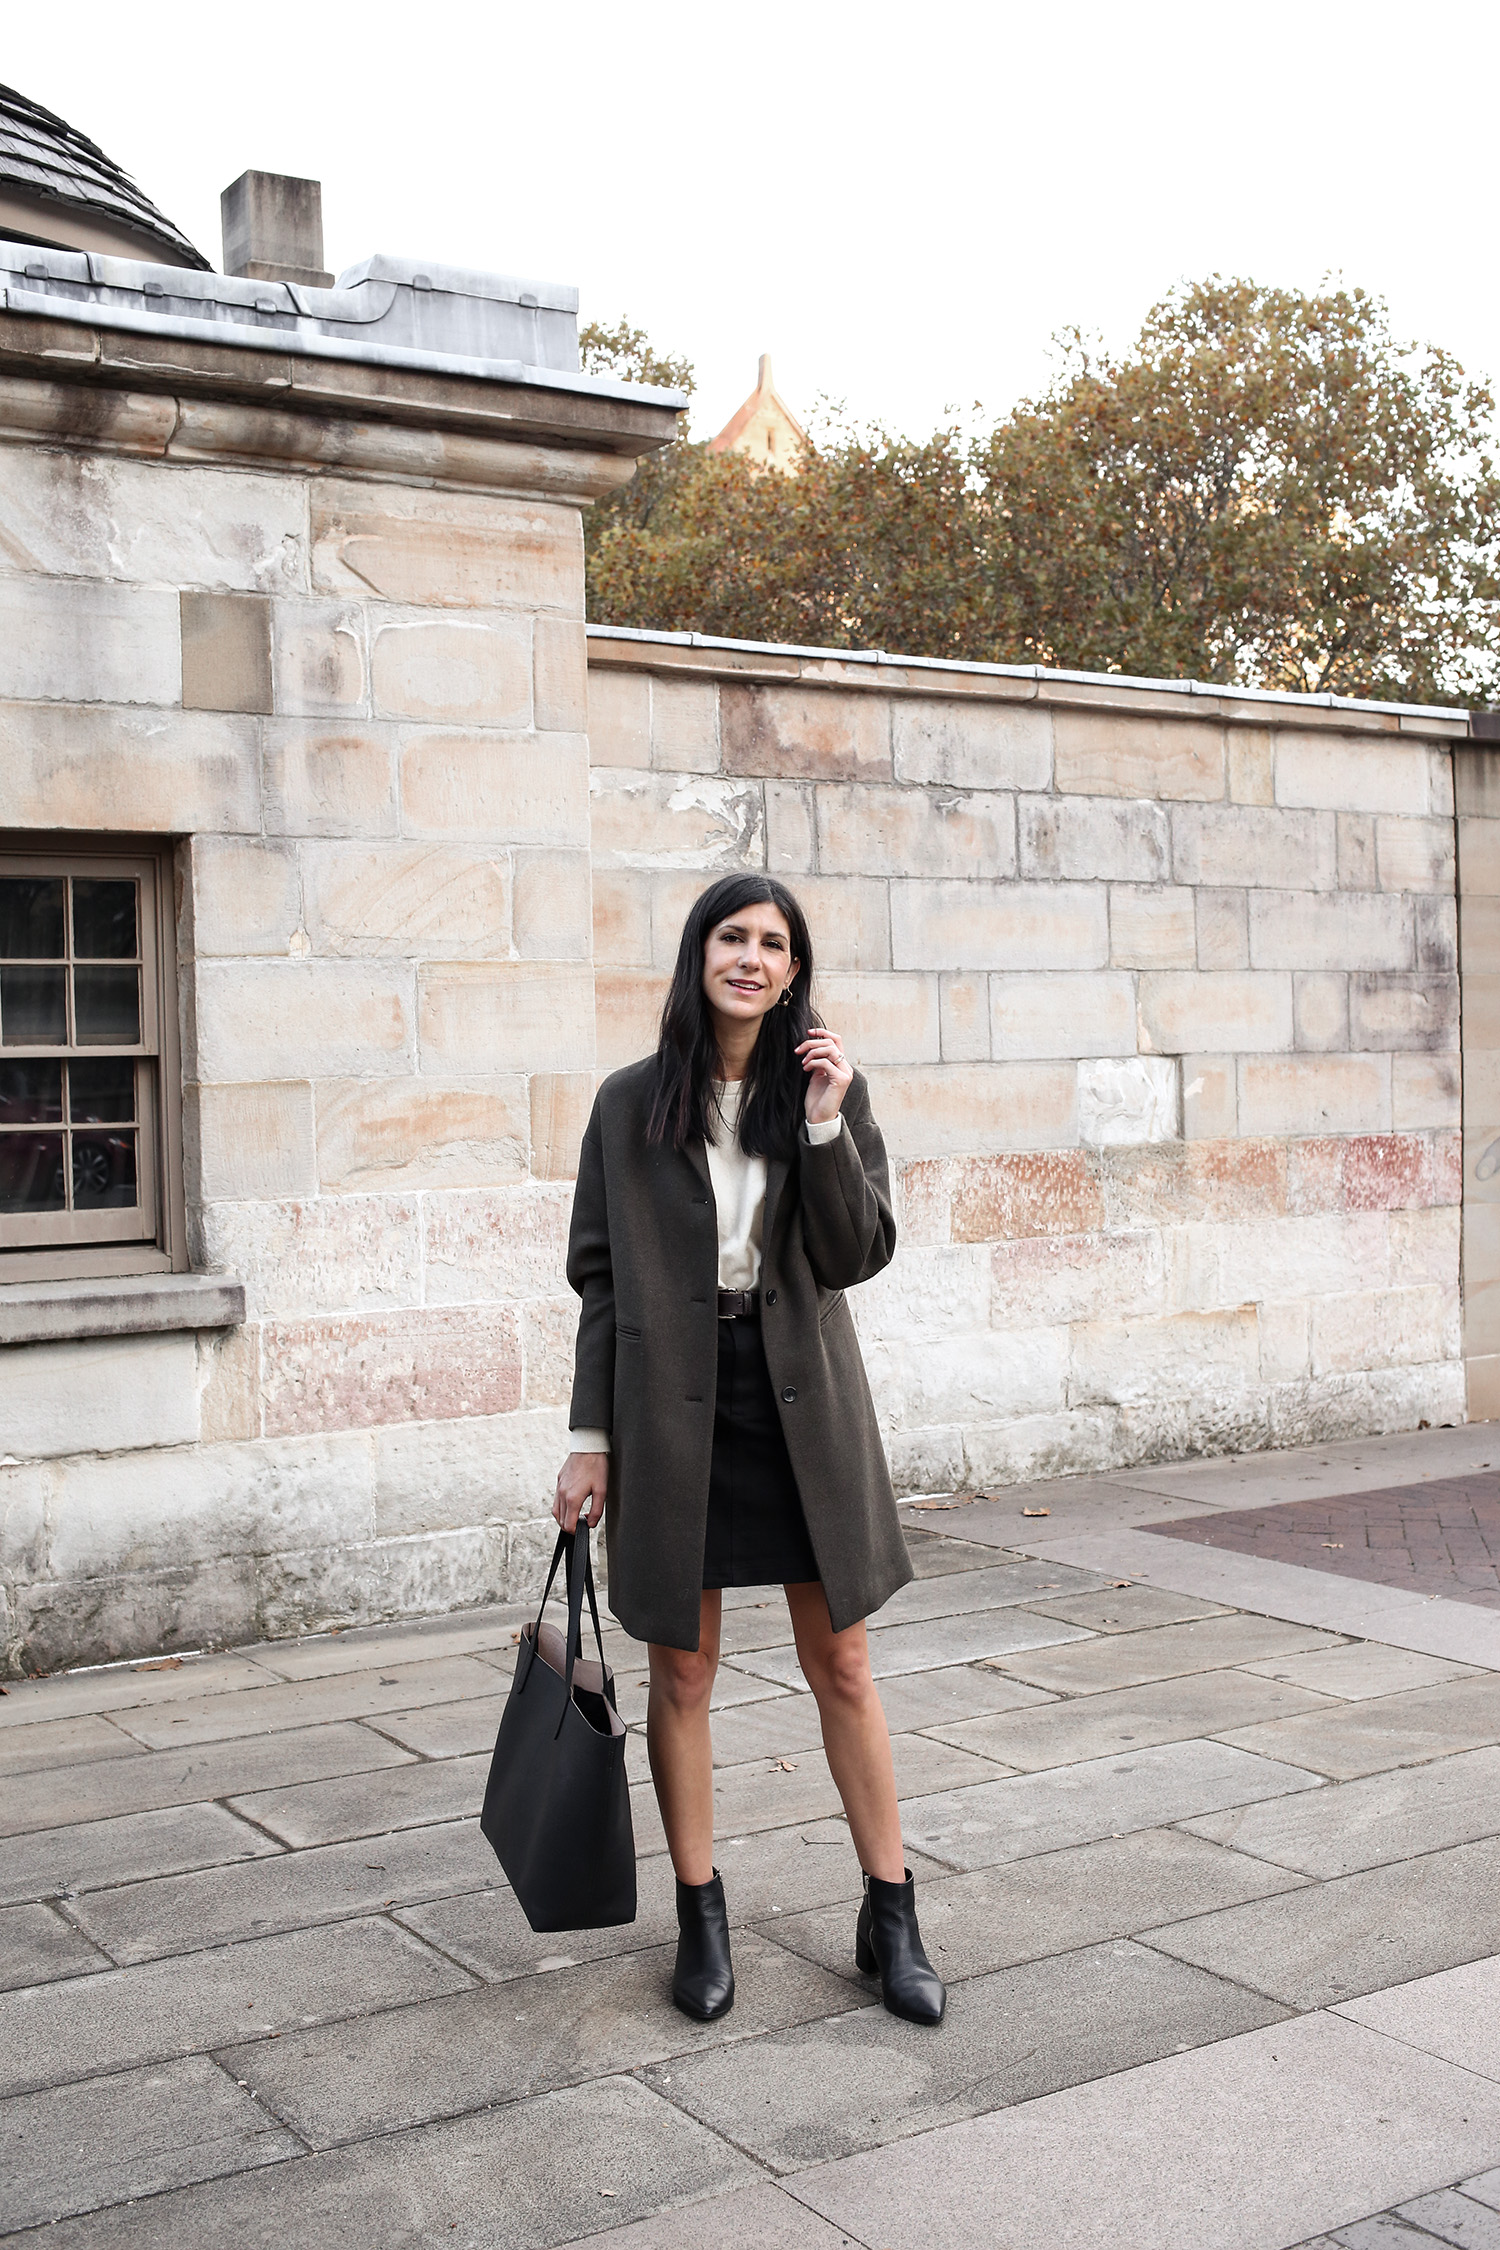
[586,625,1473,739]
[0,1272,246,1348]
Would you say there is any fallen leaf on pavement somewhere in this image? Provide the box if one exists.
[1021,1507,1051,1518]
[137,1657,184,1672]
[775,1759,798,1772]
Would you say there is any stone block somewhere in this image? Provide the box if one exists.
[865,1326,1071,1432]
[1101,1138,1287,1226]
[850,1242,991,1342]
[1069,1307,1260,1405]
[530,1073,598,1182]
[1349,971,1459,1052]
[421,1184,572,1303]
[1393,1052,1460,1129]
[786,875,890,969]
[1139,970,1293,1054]
[189,1080,317,1201]
[512,848,591,961]
[589,768,764,869]
[0,703,260,835]
[753,776,813,874]
[1337,811,1378,889]
[261,721,399,838]
[315,1077,528,1194]
[418,962,594,1075]
[1415,895,1457,971]
[0,577,179,704]
[371,615,531,727]
[1294,972,1349,1052]
[1389,1205,1461,1287]
[1249,889,1414,971]
[180,591,273,714]
[271,596,368,716]
[193,960,415,1081]
[1310,1284,1453,1376]
[196,1321,260,1445]
[187,836,301,956]
[586,666,650,766]
[254,1522,514,1639]
[1228,727,1275,803]
[1258,1298,1310,1381]
[521,1294,577,1408]
[892,696,1051,788]
[865,1063,1079,1156]
[1378,815,1454,892]
[400,730,589,847]
[1170,804,1337,890]
[1181,1055,1238,1139]
[989,972,1136,1059]
[196,1192,421,1319]
[1276,728,1434,815]
[890,879,1108,970]
[990,1226,1165,1330]
[532,615,588,733]
[310,482,578,612]
[590,869,653,964]
[372,1405,566,1535]
[1176,1212,1387,1308]
[1196,888,1249,969]
[815,972,940,1065]
[1019,796,1169,882]
[0,1903,108,1990]
[651,675,719,771]
[1459,815,1500,895]
[815,781,1015,879]
[1237,1053,1392,1137]
[1109,884,1197,968]
[0,448,307,592]
[939,973,990,1061]
[722,682,890,779]
[0,1333,199,1460]
[594,969,669,1068]
[260,1306,523,1436]
[949,1149,1103,1240]
[301,842,512,958]
[1077,1055,1180,1144]
[1053,710,1226,800]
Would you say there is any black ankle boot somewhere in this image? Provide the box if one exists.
[672,1870,734,2021]
[855,1869,946,2025]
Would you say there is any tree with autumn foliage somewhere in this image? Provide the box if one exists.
[582,280,1500,704]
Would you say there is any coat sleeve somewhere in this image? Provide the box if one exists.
[797,1071,897,1290]
[565,1104,616,1434]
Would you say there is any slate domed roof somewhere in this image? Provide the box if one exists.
[0,82,209,268]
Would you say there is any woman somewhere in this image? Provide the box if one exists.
[553,872,945,2029]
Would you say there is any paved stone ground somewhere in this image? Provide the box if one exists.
[5,1427,1500,2249]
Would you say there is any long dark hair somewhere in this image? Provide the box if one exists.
[647,874,819,1159]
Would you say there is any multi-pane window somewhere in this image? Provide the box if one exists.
[0,850,178,1268]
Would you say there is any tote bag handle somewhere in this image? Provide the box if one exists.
[532,1525,606,1704]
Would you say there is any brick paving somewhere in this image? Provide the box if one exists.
[1147,1473,1500,1609]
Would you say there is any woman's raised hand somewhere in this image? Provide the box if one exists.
[553,1452,608,1532]
[795,1029,852,1124]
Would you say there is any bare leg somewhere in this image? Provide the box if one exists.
[785,1581,905,1883]
[646,1589,722,1886]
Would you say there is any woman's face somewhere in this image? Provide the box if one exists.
[701,902,800,1031]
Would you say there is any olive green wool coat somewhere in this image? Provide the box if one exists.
[566,1057,912,1651]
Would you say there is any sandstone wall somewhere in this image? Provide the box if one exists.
[585,635,1466,1495]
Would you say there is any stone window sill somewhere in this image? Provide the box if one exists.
[0,1273,246,1347]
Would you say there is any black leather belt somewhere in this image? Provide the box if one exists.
[717,1289,760,1319]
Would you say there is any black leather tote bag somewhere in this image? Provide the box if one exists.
[480,1525,637,1931]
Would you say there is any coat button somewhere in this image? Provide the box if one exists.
[765,1289,778,1306]
[781,1385,797,1403]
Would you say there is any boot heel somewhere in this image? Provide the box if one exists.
[855,1930,877,1974]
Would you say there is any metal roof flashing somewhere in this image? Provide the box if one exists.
[0,239,686,411]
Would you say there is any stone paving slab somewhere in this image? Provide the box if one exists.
[0,1654,285,1727]
[1238,1644,1480,1702]
[0,2053,299,2232]
[901,1479,1224,1546]
[1217,1673,1500,1780]
[868,1559,1115,1628]
[225,1931,858,2149]
[1386,2192,1500,2246]
[0,1902,109,1992]
[66,1816,504,1964]
[1337,1955,1500,2084]
[0,1721,417,1841]
[646,1938,1286,2171]
[766,1829,1308,1986]
[991,1615,1345,1696]
[0,1713,142,1778]
[0,1801,280,1908]
[235,1606,534,1681]
[925,1666,1336,1773]
[1143,1836,1500,2007]
[105,1656,508,1750]
[702,1732,1005,1840]
[870,1663,1055,1732]
[903,1528,1034,1579]
[1184,1745,1500,1877]
[0,1916,473,2098]
[787,2012,1500,2250]
[27,2075,756,2250]
[1020,1584,1232,1634]
[898,1737,1321,1871]
[564,2178,861,2249]
[731,1611,1092,1689]
[230,1751,491,1848]
[363,1693,509,1759]
[1110,1426,1500,1507]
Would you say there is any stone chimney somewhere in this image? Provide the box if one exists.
[220,171,333,289]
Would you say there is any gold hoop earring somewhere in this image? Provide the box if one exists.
[780,985,793,1008]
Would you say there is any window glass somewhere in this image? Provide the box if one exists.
[73,880,138,960]
[69,1059,135,1124]
[0,1133,66,1213]
[74,966,141,1045]
[72,1131,137,1210]
[0,878,65,958]
[0,965,68,1045]
[0,1061,63,1123]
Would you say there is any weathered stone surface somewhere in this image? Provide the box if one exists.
[1019,796,1169,883]
[816,783,1015,880]
[529,1073,596,1182]
[722,683,890,780]
[892,697,1051,788]
[1171,805,1337,891]
[589,768,763,869]
[1139,971,1293,1055]
[189,1081,317,1202]
[261,720,399,838]
[586,666,650,766]
[0,450,307,593]
[1,702,261,834]
[260,1307,522,1436]
[315,1078,528,1193]
[0,577,179,704]
[400,730,589,845]
[1238,1054,1392,1138]
[270,596,367,717]
[650,676,718,772]
[1077,1056,1180,1146]
[418,962,594,1074]
[1249,890,1414,971]
[814,974,941,1066]
[947,1150,1103,1241]
[371,615,531,726]
[193,959,415,1081]
[311,483,577,612]
[196,1193,421,1318]
[890,879,1108,971]
[990,973,1136,1059]
[1109,885,1197,968]
[532,616,588,734]
[420,1184,571,1301]
[1,1334,200,1462]
[301,843,512,957]
[1053,711,1225,800]
[863,1063,1079,1156]
[1276,731,1434,816]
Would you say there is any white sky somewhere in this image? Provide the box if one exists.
[7,0,1497,443]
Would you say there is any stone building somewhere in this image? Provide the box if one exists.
[0,104,1496,1677]
[709,354,807,470]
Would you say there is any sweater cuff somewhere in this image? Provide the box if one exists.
[568,1428,612,1456]
[805,1114,844,1146]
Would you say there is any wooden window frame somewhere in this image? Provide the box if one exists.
[0,834,186,1284]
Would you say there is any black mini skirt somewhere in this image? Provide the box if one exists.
[702,1315,820,1589]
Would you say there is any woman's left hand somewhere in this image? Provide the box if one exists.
[796,1029,852,1125]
